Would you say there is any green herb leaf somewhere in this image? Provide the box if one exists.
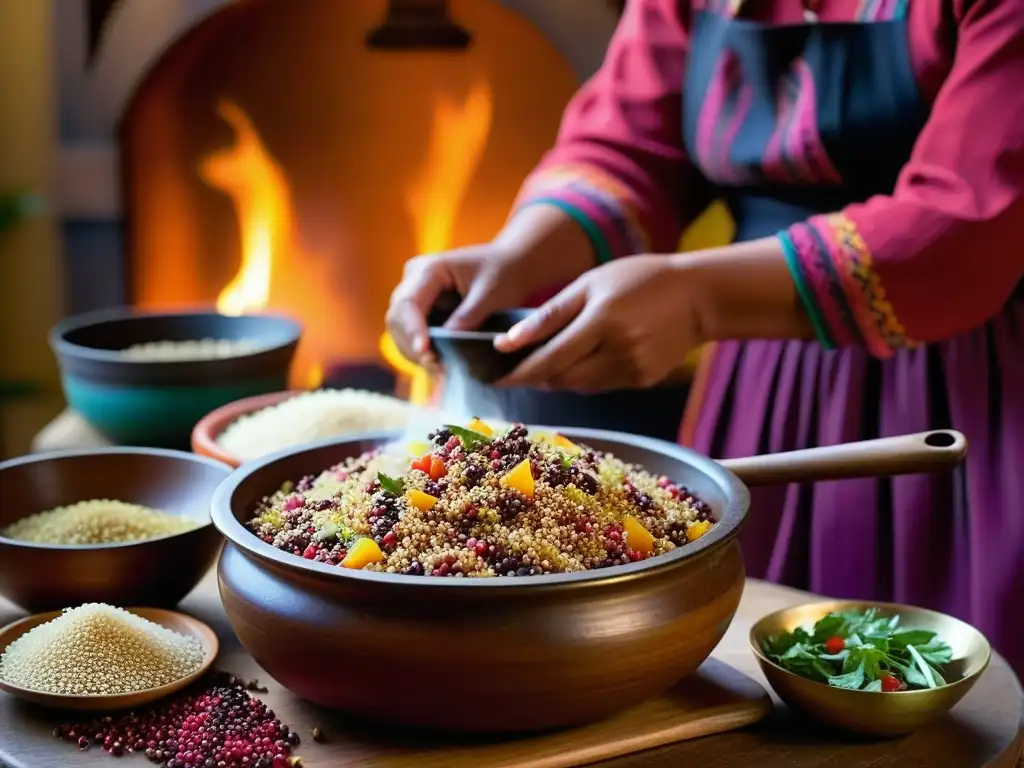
[811,614,845,642]
[890,630,937,648]
[912,639,954,666]
[906,645,940,689]
[828,661,866,690]
[864,679,883,692]
[446,424,492,451]
[377,472,405,495]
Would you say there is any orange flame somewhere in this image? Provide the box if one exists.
[200,102,283,317]
[384,79,494,403]
[200,79,492,403]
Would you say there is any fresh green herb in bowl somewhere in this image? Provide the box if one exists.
[761,607,953,692]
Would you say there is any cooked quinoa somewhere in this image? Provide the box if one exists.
[0,604,204,695]
[119,338,263,361]
[245,421,716,577]
[1,500,200,545]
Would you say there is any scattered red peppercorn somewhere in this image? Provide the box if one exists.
[824,636,845,655]
[54,672,298,767]
[302,545,318,559]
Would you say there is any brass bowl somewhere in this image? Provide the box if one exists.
[0,608,218,711]
[0,448,232,613]
[749,600,991,737]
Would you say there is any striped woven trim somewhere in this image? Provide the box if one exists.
[515,165,650,260]
[785,215,917,358]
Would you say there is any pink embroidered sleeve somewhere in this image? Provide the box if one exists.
[514,0,708,262]
[781,0,1024,357]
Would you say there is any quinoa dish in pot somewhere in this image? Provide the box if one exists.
[244,420,717,578]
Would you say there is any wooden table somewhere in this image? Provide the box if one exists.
[1,574,1022,768]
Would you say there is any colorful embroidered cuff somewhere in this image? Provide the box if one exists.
[784,214,916,359]
[777,230,836,350]
[514,165,650,264]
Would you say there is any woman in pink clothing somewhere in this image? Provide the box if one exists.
[387,0,1024,673]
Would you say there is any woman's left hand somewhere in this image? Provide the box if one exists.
[494,254,705,392]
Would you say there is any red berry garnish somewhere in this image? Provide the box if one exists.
[879,674,904,692]
[302,544,318,559]
[824,636,845,655]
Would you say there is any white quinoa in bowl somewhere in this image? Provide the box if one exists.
[216,389,416,462]
[245,420,716,577]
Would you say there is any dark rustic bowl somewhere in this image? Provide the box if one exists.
[211,428,749,733]
[426,304,692,442]
[427,306,536,384]
[0,448,232,613]
[49,308,302,448]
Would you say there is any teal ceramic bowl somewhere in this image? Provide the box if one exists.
[50,308,302,448]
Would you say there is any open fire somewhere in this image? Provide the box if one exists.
[200,80,492,400]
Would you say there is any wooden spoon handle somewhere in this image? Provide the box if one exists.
[718,430,967,488]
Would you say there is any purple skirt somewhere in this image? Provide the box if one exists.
[683,299,1024,676]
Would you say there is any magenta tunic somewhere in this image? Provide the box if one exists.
[515,0,1024,674]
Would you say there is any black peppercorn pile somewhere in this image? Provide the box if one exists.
[53,672,301,768]
[246,422,716,578]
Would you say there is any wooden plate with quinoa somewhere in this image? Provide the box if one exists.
[0,606,218,711]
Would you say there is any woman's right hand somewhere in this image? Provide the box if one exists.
[385,244,536,366]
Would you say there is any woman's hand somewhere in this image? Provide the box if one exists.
[494,239,814,392]
[385,244,531,366]
[494,254,705,391]
[386,205,597,366]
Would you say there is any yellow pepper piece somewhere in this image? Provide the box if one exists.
[341,537,384,569]
[467,417,494,436]
[623,515,656,556]
[407,488,439,511]
[552,433,582,455]
[499,458,535,497]
[686,520,714,542]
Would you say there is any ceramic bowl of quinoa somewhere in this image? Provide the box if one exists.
[49,307,302,448]
[210,421,749,733]
[191,388,418,468]
[0,448,232,613]
[211,421,968,733]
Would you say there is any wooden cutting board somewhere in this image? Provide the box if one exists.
[0,658,771,768]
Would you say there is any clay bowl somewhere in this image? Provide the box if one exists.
[192,390,302,468]
[0,448,232,613]
[426,302,700,442]
[49,307,301,448]
[210,426,966,733]
[426,301,536,384]
[0,608,218,711]
[750,600,990,736]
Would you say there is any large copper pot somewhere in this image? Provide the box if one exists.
[210,427,965,732]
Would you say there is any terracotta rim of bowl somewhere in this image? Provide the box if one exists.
[748,599,992,695]
[210,426,750,590]
[0,447,232,551]
[191,390,304,468]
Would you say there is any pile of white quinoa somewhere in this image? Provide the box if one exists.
[216,388,415,462]
[0,604,204,695]
[1,500,200,545]
[119,338,263,361]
